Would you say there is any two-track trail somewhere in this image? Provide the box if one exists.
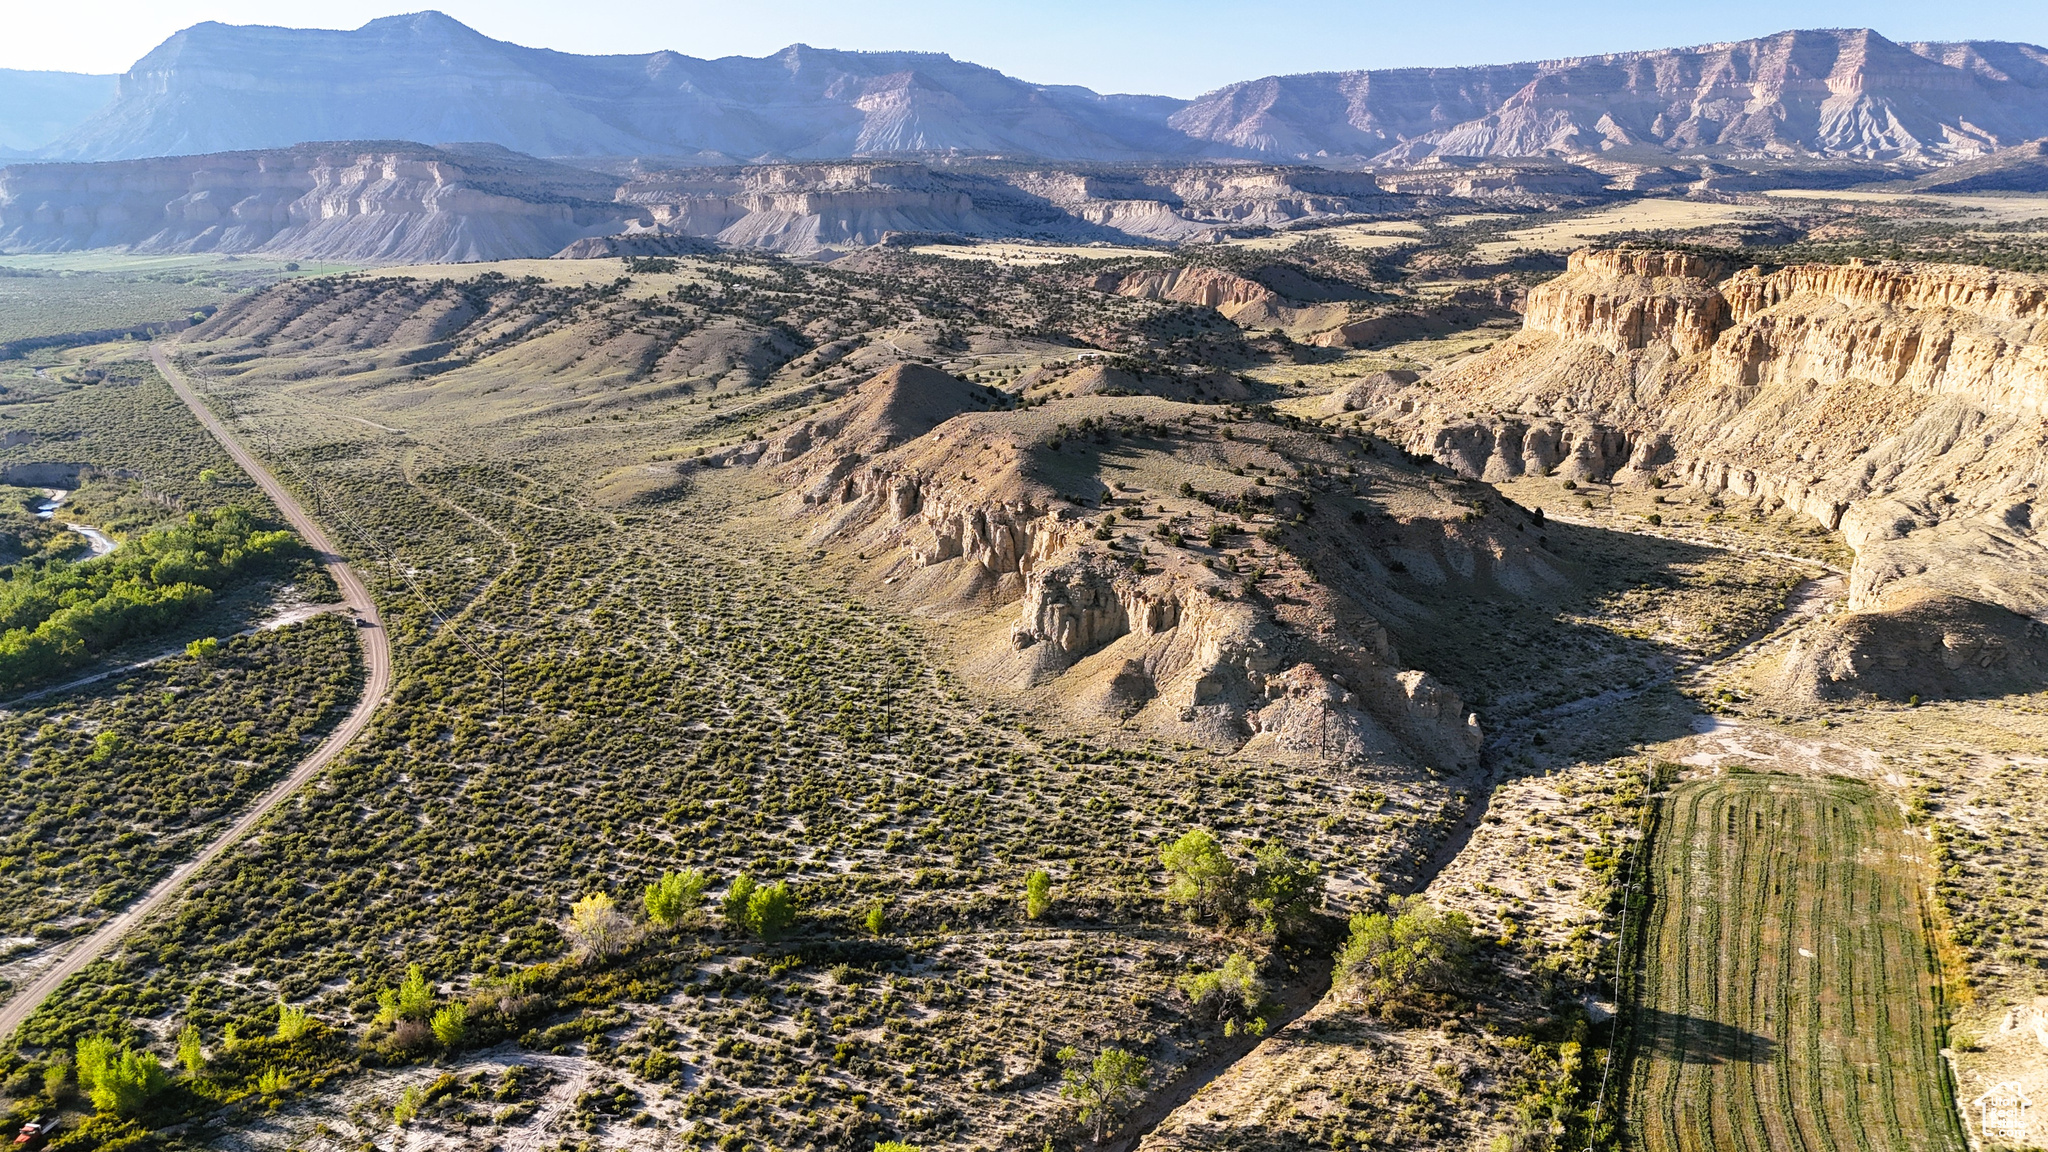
[0,346,393,1044]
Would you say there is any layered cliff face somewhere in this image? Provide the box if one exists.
[614,162,1415,253]
[997,166,1410,240]
[709,366,1493,770]
[1370,249,2048,699]
[0,142,640,262]
[618,164,996,253]
[22,11,2048,180]
[1519,249,1731,356]
[0,151,1423,261]
[1101,266,1283,322]
[1366,156,1614,199]
[1175,28,2048,166]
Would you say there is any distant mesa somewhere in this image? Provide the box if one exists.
[1894,137,2048,193]
[5,16,2048,262]
[0,153,1475,262]
[0,68,117,156]
[0,142,645,264]
[33,11,1189,165]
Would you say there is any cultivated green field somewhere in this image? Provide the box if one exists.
[1628,774,1965,1152]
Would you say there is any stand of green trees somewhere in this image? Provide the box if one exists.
[0,507,299,690]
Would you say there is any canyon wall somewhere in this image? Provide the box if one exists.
[0,149,1437,260]
[47,15,2048,172]
[1370,249,2048,699]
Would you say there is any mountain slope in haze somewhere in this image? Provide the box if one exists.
[1898,136,2048,191]
[0,69,116,155]
[1176,28,2048,165]
[38,14,2048,171]
[0,142,640,262]
[42,11,1194,164]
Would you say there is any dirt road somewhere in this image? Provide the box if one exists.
[0,347,392,1045]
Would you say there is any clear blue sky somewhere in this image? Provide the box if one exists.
[8,0,2048,97]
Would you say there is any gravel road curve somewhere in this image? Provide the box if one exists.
[0,346,392,1044]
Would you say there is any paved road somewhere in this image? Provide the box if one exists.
[0,347,393,1044]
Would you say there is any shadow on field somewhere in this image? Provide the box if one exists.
[1636,1006,1778,1065]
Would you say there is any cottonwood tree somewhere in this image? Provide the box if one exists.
[1336,896,1476,1010]
[1178,952,1266,1025]
[431,1003,468,1047]
[375,964,436,1025]
[1058,1045,1149,1143]
[1246,841,1325,938]
[1162,828,1237,922]
[274,1000,314,1040]
[175,1024,204,1076]
[748,881,797,942]
[722,875,759,932]
[77,1036,169,1118]
[565,892,635,961]
[644,868,710,929]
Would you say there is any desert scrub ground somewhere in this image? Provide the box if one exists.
[0,350,281,521]
[0,421,1466,1150]
[0,262,1815,1151]
[1142,754,1651,1152]
[0,354,360,993]
[0,256,336,347]
[0,617,361,960]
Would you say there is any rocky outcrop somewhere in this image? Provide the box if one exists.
[1101,266,1282,321]
[1522,249,1732,355]
[1776,590,2048,700]
[1367,157,1612,200]
[1320,370,1420,415]
[0,142,640,261]
[1370,249,2048,700]
[619,164,1001,254]
[728,369,1484,768]
[1417,416,1638,484]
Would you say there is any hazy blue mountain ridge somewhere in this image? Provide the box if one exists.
[39,12,1198,163]
[5,14,2048,169]
[0,69,118,155]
